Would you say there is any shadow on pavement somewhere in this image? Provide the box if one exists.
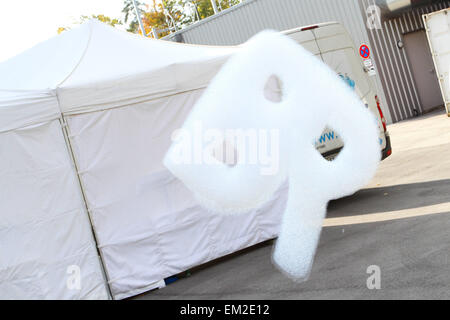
[327,179,450,218]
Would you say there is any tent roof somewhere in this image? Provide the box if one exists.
[0,20,235,91]
[0,20,236,129]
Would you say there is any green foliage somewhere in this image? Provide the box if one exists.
[122,0,241,35]
[80,14,122,27]
[58,14,122,34]
[194,0,241,19]
[58,1,242,36]
[122,0,145,32]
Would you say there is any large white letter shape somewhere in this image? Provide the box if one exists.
[164,31,381,280]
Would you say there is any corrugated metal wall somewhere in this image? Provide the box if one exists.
[168,0,368,46]
[166,0,393,123]
[359,0,450,122]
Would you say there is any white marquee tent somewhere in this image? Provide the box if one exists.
[0,20,287,299]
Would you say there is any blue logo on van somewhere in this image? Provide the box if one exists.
[339,74,355,91]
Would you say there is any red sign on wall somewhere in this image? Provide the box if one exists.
[359,44,370,59]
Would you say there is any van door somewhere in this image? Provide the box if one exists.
[287,27,344,157]
[315,25,387,151]
[314,24,370,99]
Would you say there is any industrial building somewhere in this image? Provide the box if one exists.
[165,0,450,123]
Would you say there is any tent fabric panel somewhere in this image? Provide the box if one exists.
[0,90,60,133]
[65,91,286,299]
[0,120,109,299]
[57,55,230,115]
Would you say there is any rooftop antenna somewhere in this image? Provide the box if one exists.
[132,0,147,37]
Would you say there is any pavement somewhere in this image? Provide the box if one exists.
[135,110,450,300]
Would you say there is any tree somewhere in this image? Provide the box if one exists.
[122,0,146,33]
[122,0,185,36]
[81,14,122,27]
[193,0,240,20]
[122,0,241,36]
[140,0,187,37]
[170,0,241,27]
[58,14,122,34]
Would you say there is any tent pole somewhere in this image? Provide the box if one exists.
[132,0,147,37]
[58,115,114,300]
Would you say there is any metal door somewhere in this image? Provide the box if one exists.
[403,30,444,113]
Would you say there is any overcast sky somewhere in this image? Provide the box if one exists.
[0,0,146,63]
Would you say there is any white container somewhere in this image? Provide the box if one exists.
[423,8,450,117]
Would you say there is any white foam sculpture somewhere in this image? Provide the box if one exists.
[164,31,381,280]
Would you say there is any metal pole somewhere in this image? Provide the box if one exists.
[192,1,200,21]
[58,115,114,299]
[210,0,219,14]
[132,0,147,37]
[152,28,159,39]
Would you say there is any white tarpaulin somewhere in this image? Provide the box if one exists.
[0,91,109,299]
[64,91,288,298]
[0,20,288,299]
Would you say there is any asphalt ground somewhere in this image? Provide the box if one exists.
[136,110,450,299]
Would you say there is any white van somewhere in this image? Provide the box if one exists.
[282,22,392,160]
